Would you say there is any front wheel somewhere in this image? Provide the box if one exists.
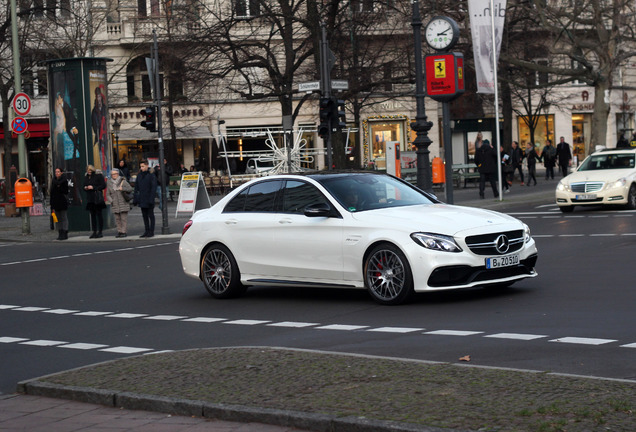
[364,244,414,305]
[200,244,246,299]
[626,185,636,210]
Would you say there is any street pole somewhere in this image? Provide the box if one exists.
[153,30,170,234]
[320,23,333,170]
[10,0,30,234]
[411,0,433,193]
[442,102,454,204]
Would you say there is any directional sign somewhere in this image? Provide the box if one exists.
[12,93,31,116]
[298,81,321,92]
[11,117,28,134]
[331,80,349,91]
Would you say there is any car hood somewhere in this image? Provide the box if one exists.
[352,204,522,236]
[564,169,629,184]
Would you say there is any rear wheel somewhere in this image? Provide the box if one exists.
[626,185,636,210]
[364,244,414,305]
[200,244,246,299]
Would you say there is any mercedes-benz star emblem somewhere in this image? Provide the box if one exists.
[495,235,510,254]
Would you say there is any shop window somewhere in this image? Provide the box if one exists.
[368,120,405,169]
[518,114,554,155]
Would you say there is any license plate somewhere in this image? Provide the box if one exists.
[486,254,519,269]
[575,193,597,200]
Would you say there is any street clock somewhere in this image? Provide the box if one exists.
[425,16,460,52]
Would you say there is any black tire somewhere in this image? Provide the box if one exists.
[626,185,636,210]
[200,244,246,299]
[559,205,574,213]
[364,244,414,305]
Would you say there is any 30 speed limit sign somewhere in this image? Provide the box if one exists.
[12,92,31,116]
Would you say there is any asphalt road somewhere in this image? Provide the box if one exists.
[1,198,636,395]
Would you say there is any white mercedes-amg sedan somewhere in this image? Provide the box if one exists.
[179,172,538,305]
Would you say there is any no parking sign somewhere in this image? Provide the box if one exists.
[11,117,28,134]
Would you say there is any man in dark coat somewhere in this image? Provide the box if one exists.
[510,141,525,185]
[556,136,572,177]
[474,139,499,199]
[134,160,157,238]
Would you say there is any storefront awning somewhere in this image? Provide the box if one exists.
[116,126,214,141]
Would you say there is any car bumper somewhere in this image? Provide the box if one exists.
[556,187,629,207]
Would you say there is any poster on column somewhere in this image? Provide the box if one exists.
[467,0,507,94]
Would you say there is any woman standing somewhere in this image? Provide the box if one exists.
[106,169,133,238]
[83,165,106,238]
[525,142,542,186]
[50,168,69,240]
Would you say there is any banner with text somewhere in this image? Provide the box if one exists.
[468,0,507,94]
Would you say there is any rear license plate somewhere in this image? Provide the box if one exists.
[575,193,597,200]
[486,254,519,269]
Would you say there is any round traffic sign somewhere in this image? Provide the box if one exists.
[12,92,31,116]
[11,117,28,134]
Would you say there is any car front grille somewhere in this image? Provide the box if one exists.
[571,182,604,193]
[428,254,538,287]
[464,230,525,256]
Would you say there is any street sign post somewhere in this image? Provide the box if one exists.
[298,81,321,92]
[331,80,349,91]
[12,92,31,116]
[11,117,28,134]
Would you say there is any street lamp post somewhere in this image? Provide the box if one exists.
[411,0,434,193]
[112,118,121,163]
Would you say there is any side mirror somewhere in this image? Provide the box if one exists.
[304,202,332,217]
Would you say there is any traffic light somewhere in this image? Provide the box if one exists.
[318,97,333,138]
[332,99,346,131]
[140,106,156,132]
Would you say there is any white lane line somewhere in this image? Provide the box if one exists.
[144,315,188,321]
[1,262,22,266]
[485,333,547,341]
[107,313,149,319]
[74,311,113,316]
[550,337,617,346]
[267,321,319,328]
[425,330,483,336]
[558,234,585,237]
[621,233,636,236]
[0,337,29,343]
[49,255,71,260]
[532,235,555,238]
[0,305,19,309]
[43,309,80,315]
[100,346,154,354]
[368,327,424,334]
[224,319,271,325]
[13,307,49,312]
[590,234,616,237]
[60,343,109,350]
[317,324,369,331]
[20,339,67,346]
[23,258,47,263]
[182,317,226,323]
[72,253,92,257]
[620,343,636,348]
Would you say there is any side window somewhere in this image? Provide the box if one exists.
[282,180,328,214]
[224,189,247,212]
[244,180,283,212]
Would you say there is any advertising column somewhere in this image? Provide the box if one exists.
[46,57,113,231]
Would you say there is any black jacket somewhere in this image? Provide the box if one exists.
[50,175,69,212]
[83,172,106,209]
[475,143,497,174]
[134,169,157,209]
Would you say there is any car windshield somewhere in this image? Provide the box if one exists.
[578,153,635,171]
[315,174,436,212]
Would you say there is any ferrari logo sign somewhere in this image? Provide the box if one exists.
[425,52,465,102]
[434,60,447,78]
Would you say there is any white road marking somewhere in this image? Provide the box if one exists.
[368,327,424,333]
[425,330,483,336]
[485,333,547,341]
[20,339,67,346]
[101,346,154,354]
[44,309,79,315]
[224,319,271,325]
[620,343,636,348]
[60,343,108,350]
[74,311,113,316]
[182,317,226,323]
[14,307,49,312]
[550,337,617,345]
[107,313,149,319]
[0,305,19,309]
[144,315,188,321]
[317,324,369,331]
[267,321,319,328]
[0,337,28,343]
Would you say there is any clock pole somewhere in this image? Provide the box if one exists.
[410,0,434,193]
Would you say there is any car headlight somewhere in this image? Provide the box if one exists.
[524,223,531,243]
[411,232,462,252]
[610,178,627,189]
[556,181,570,192]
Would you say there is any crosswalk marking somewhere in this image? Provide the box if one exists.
[550,337,617,346]
[485,333,547,341]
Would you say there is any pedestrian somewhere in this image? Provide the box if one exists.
[556,136,572,177]
[510,141,525,185]
[118,159,130,181]
[50,167,69,240]
[474,139,499,199]
[525,142,541,186]
[500,145,511,192]
[83,165,106,238]
[541,140,556,179]
[617,133,629,148]
[134,160,157,238]
[106,168,133,238]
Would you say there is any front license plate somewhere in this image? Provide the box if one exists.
[486,254,519,269]
[575,193,597,200]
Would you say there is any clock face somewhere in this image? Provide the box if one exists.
[425,17,459,51]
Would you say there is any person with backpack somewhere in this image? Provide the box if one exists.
[541,140,557,180]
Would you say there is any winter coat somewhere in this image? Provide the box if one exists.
[84,171,106,210]
[526,148,541,167]
[511,146,524,167]
[134,169,157,209]
[106,176,133,214]
[541,145,556,168]
[556,142,572,164]
[50,175,69,212]
[474,142,497,174]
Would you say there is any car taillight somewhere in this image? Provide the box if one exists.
[182,220,193,236]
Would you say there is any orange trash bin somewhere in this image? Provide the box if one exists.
[14,178,33,208]
[432,157,445,184]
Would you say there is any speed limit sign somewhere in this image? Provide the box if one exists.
[12,92,31,116]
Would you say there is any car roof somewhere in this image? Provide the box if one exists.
[596,148,636,154]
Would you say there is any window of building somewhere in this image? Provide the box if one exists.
[138,0,160,16]
[367,119,406,169]
[535,59,548,86]
[236,0,260,18]
[518,114,554,155]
